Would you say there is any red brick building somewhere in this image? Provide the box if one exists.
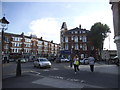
[2,32,60,61]
[60,22,98,59]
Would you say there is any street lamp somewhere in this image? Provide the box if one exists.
[70,46,74,67]
[0,16,10,63]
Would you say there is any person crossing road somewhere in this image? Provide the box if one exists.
[73,55,80,74]
[88,54,95,72]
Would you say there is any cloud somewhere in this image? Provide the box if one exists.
[2,0,108,2]
[29,17,60,44]
[73,10,116,50]
[73,10,113,30]
[65,4,72,8]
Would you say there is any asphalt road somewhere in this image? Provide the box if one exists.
[2,61,119,88]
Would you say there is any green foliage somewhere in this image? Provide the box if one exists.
[89,22,110,50]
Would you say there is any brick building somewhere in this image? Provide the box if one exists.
[60,22,98,59]
[2,32,60,61]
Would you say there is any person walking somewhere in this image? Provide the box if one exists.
[88,54,95,72]
[73,55,79,74]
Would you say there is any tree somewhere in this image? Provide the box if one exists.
[89,22,110,57]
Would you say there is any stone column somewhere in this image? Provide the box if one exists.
[0,32,2,90]
[110,1,120,65]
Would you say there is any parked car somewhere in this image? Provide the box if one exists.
[60,58,70,62]
[112,56,119,66]
[55,57,61,63]
[80,58,89,65]
[33,58,51,68]
[48,57,56,62]
[16,58,27,63]
[9,59,15,62]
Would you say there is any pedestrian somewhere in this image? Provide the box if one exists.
[73,55,79,74]
[88,54,95,72]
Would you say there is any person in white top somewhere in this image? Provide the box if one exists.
[88,54,95,72]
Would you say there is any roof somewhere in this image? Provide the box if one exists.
[61,22,67,30]
[0,17,10,24]
[64,27,89,34]
[4,32,60,45]
[110,0,120,2]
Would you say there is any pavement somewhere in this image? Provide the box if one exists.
[2,61,119,89]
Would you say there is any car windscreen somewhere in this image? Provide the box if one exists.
[39,58,48,61]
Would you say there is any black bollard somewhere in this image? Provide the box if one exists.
[16,59,21,76]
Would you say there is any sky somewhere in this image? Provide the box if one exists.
[1,0,117,50]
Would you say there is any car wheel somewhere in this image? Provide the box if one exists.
[38,64,41,68]
[33,64,36,67]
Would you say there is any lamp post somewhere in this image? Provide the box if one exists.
[70,46,74,67]
[0,16,10,63]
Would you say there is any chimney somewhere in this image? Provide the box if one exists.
[40,37,42,40]
[79,24,81,29]
[51,40,53,43]
[21,32,24,37]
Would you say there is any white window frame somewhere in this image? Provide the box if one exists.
[65,44,68,50]
[83,36,87,42]
[65,36,68,42]
[74,36,78,42]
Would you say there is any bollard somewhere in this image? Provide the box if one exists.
[16,59,21,76]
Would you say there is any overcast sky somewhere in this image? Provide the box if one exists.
[1,0,117,50]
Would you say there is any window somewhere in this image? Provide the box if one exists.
[65,44,68,50]
[51,44,54,50]
[5,37,9,42]
[24,48,30,53]
[74,36,78,42]
[12,48,21,53]
[79,31,82,34]
[13,37,21,41]
[83,31,86,33]
[12,42,21,47]
[83,36,87,42]
[75,44,78,50]
[65,36,68,42]
[25,38,31,42]
[71,31,74,34]
[83,44,87,51]
[38,44,43,49]
[61,37,63,42]
[38,41,42,44]
[44,42,48,46]
[4,44,8,49]
[25,43,31,47]
[71,36,74,40]
[33,42,36,46]
[75,31,78,34]
[79,36,82,41]
[80,44,82,49]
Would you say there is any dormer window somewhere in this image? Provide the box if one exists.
[75,31,77,34]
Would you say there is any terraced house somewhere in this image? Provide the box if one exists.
[2,32,60,61]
